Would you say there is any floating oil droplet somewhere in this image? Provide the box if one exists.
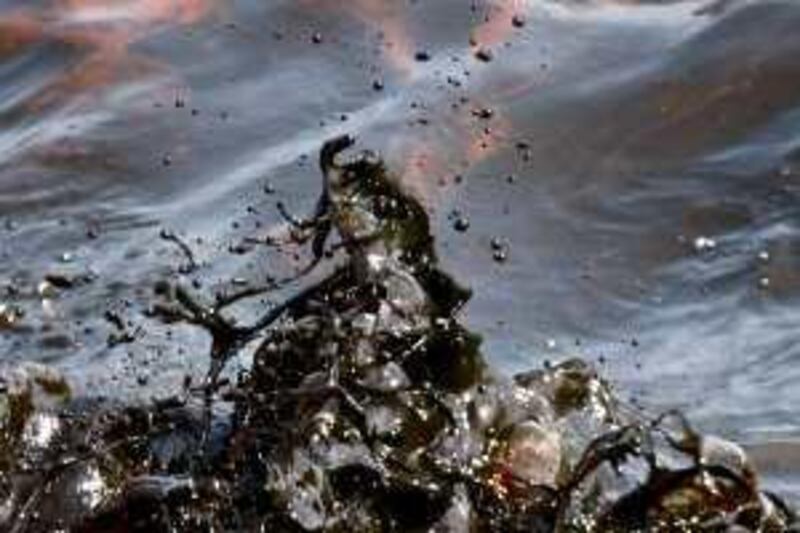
[452,216,470,232]
[0,303,22,329]
[38,280,57,299]
[472,108,494,120]
[474,47,493,62]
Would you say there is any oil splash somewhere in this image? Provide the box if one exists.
[0,138,795,531]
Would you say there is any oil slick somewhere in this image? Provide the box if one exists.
[0,0,219,115]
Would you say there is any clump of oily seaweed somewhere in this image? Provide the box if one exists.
[1,137,797,532]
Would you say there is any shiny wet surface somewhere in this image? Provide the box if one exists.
[1,0,799,501]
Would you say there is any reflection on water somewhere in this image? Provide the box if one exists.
[1,0,800,501]
[0,0,217,113]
